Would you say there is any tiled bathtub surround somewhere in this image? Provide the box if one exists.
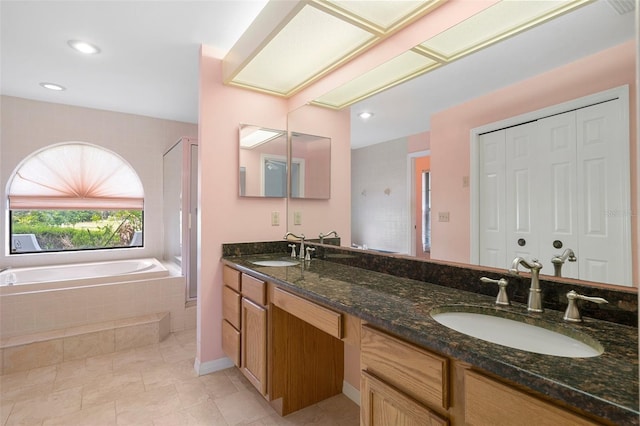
[222,241,637,326]
[0,275,186,339]
[1,313,170,374]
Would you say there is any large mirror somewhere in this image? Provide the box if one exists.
[290,132,331,199]
[288,0,638,289]
[239,124,288,198]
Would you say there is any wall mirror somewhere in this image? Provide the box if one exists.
[239,124,288,198]
[290,132,331,199]
[294,1,637,289]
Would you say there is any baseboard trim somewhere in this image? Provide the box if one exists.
[194,356,234,376]
[343,380,361,406]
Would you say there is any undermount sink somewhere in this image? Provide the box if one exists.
[251,260,299,267]
[431,306,603,358]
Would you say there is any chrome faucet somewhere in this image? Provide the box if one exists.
[509,257,544,312]
[318,230,339,244]
[563,290,608,322]
[284,232,305,260]
[551,248,577,277]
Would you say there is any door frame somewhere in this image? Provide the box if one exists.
[407,149,431,256]
[470,85,630,267]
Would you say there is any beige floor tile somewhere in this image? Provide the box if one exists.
[81,372,145,408]
[0,331,359,426]
[152,399,227,426]
[1,400,14,425]
[115,384,182,425]
[214,390,275,425]
[199,370,241,400]
[6,386,82,426]
[42,401,116,426]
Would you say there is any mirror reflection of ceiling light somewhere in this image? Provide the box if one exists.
[67,40,101,54]
[358,112,374,120]
[40,82,66,91]
[240,129,284,149]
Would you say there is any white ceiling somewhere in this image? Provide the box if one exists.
[0,1,635,148]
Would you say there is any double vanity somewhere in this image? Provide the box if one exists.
[221,241,638,425]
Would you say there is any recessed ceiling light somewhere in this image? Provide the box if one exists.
[40,82,66,91]
[359,112,374,120]
[67,40,101,55]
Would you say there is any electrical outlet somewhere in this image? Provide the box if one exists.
[294,211,302,225]
[438,212,450,222]
[271,211,279,226]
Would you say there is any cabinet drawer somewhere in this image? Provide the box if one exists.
[272,287,342,339]
[222,285,241,329]
[223,265,241,292]
[222,320,240,367]
[242,273,266,306]
[464,370,600,426]
[361,325,449,411]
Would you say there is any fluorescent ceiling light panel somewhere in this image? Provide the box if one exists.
[313,50,439,109]
[321,0,442,33]
[240,129,283,149]
[419,0,590,61]
[232,4,375,96]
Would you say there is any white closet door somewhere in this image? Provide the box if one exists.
[505,122,539,265]
[478,130,506,268]
[576,100,632,286]
[537,111,579,279]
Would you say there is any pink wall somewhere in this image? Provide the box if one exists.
[408,131,430,153]
[430,40,638,286]
[198,46,289,367]
[197,47,352,371]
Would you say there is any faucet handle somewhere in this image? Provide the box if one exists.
[288,244,297,258]
[480,277,510,306]
[563,290,608,322]
[305,247,315,261]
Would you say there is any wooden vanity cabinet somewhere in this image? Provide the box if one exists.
[360,325,450,425]
[221,266,241,367]
[464,370,602,426]
[240,273,268,396]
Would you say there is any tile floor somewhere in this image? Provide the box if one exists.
[0,329,360,425]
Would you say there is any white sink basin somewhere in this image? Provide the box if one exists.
[431,308,603,358]
[251,260,299,267]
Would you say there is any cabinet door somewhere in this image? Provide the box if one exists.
[361,371,448,426]
[241,297,267,396]
[465,370,600,426]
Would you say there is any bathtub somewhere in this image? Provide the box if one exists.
[0,258,186,339]
[0,258,168,294]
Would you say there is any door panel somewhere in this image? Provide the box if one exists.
[479,131,506,268]
[576,100,631,285]
[537,111,578,279]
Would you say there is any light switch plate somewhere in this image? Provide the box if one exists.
[438,212,450,222]
[294,211,302,225]
[271,211,279,226]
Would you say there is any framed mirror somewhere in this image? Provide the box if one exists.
[290,132,331,199]
[239,124,288,198]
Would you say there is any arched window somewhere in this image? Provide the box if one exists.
[7,142,144,254]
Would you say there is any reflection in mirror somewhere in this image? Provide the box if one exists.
[343,2,637,288]
[239,124,287,198]
[290,132,331,199]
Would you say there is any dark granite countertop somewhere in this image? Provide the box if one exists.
[222,253,639,425]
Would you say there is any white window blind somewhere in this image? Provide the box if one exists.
[8,142,144,210]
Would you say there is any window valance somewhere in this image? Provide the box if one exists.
[8,142,144,210]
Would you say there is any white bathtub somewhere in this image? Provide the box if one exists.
[0,258,186,339]
[0,258,168,294]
